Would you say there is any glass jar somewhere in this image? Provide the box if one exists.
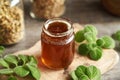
[101,0,120,16]
[41,18,75,70]
[30,0,66,19]
[0,0,25,45]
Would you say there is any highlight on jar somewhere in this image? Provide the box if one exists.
[39,18,75,70]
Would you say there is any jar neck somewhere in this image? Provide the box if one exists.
[43,18,74,37]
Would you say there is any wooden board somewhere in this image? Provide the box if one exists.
[0,23,119,80]
[13,23,119,80]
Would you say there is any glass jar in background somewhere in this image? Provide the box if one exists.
[101,0,120,16]
[0,0,25,45]
[41,18,75,70]
[30,0,66,19]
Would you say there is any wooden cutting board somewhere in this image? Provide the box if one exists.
[0,23,119,80]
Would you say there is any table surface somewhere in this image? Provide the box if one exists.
[4,0,120,80]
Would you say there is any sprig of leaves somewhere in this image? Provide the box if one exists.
[75,25,115,60]
[70,65,101,80]
[0,46,41,80]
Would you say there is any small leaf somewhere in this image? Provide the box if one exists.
[8,76,17,80]
[75,65,87,78]
[18,55,28,64]
[4,55,18,66]
[84,32,96,43]
[89,47,102,60]
[79,74,90,80]
[112,30,120,41]
[75,30,85,42]
[0,46,5,55]
[96,39,105,47]
[26,64,40,80]
[70,71,78,80]
[87,43,97,50]
[0,69,13,75]
[101,36,115,49]
[0,58,9,68]
[28,56,37,67]
[14,66,29,77]
[78,44,89,55]
[86,65,101,80]
[84,25,98,36]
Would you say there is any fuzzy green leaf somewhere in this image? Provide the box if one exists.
[112,30,120,41]
[84,32,96,43]
[29,56,37,64]
[96,39,105,47]
[70,71,78,80]
[0,69,13,75]
[79,75,90,80]
[8,76,17,80]
[75,30,85,42]
[4,55,18,66]
[84,25,98,36]
[26,64,40,80]
[101,36,115,49]
[89,47,102,60]
[75,65,87,78]
[86,65,101,80]
[14,66,29,77]
[0,46,5,55]
[18,55,28,64]
[0,58,9,68]
[78,44,89,55]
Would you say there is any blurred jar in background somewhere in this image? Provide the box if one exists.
[102,0,120,16]
[30,0,66,19]
[0,0,25,45]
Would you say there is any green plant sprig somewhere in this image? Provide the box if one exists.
[75,25,115,60]
[70,65,101,80]
[0,46,41,80]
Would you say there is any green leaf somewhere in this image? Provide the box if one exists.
[14,66,29,77]
[75,65,87,78]
[18,55,28,64]
[78,75,90,80]
[26,64,40,80]
[101,36,115,49]
[8,76,17,80]
[78,44,89,55]
[96,39,105,47]
[4,55,18,66]
[70,71,78,80]
[29,56,37,64]
[87,43,97,50]
[86,65,101,80]
[0,46,5,55]
[89,47,102,60]
[112,30,120,41]
[0,58,9,68]
[75,30,85,42]
[84,32,96,43]
[0,69,13,75]
[84,25,98,36]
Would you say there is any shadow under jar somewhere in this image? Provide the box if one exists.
[41,18,75,70]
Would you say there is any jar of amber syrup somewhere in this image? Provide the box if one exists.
[41,18,75,70]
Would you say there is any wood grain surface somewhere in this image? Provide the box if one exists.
[12,23,119,80]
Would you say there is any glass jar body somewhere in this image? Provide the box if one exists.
[41,18,75,70]
[0,0,25,45]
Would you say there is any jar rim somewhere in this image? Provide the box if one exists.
[43,18,73,37]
